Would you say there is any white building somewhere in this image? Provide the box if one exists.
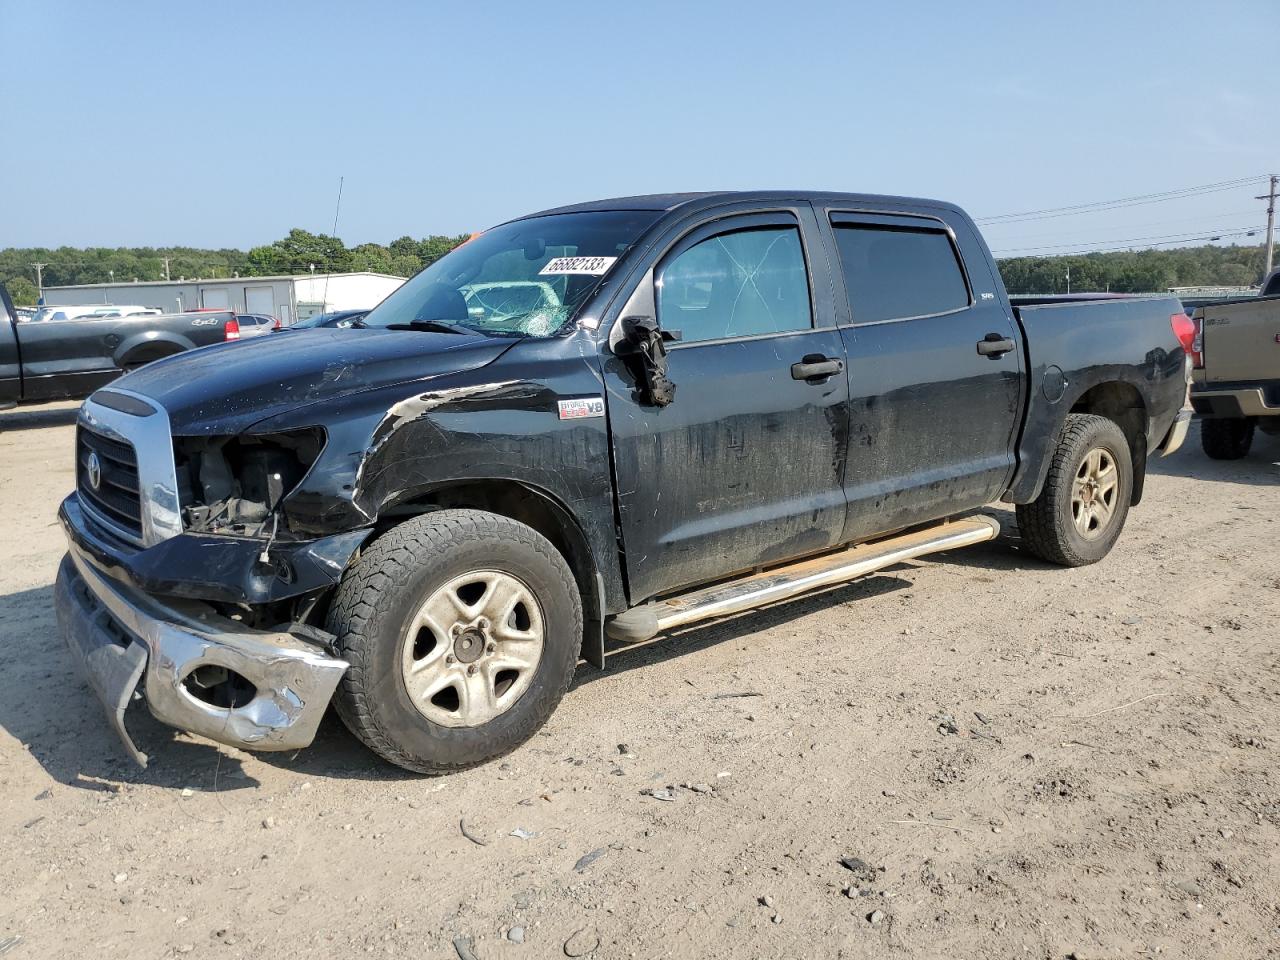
[41,272,406,325]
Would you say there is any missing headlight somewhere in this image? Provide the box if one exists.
[175,428,325,535]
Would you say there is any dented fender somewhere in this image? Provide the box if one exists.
[255,331,630,613]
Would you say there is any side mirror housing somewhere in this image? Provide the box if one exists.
[618,315,677,407]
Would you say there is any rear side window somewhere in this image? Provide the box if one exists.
[832,224,969,324]
[658,226,812,343]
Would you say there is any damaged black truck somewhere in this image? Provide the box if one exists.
[55,191,1192,773]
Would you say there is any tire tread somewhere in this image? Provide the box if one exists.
[328,509,582,774]
[1199,417,1254,460]
[1015,413,1130,567]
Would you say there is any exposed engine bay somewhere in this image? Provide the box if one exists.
[173,429,325,535]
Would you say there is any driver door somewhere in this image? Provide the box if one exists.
[603,207,850,603]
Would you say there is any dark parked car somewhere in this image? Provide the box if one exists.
[281,309,370,330]
[54,190,1191,773]
[0,286,243,407]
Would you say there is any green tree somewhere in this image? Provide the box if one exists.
[244,229,353,276]
[5,277,38,304]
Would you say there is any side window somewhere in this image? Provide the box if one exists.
[658,225,811,343]
[832,224,969,324]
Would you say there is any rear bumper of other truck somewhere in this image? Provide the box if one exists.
[1191,387,1280,419]
[55,542,348,767]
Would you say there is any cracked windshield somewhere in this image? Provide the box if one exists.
[363,210,662,336]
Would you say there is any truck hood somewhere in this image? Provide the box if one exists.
[112,328,518,435]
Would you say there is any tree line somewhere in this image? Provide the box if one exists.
[0,228,470,305]
[996,242,1271,295]
[2,230,1274,305]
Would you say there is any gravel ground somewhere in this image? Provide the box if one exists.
[1,402,1277,959]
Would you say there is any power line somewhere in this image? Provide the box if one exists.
[993,224,1264,255]
[992,225,1264,258]
[985,209,1261,244]
[976,176,1265,225]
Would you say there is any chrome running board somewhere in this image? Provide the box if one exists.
[606,515,1001,643]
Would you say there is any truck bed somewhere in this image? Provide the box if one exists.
[1005,294,1187,502]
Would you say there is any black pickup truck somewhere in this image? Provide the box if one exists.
[54,191,1192,773]
[0,286,240,408]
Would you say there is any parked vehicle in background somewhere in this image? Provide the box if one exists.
[236,313,276,337]
[84,306,163,319]
[1188,284,1280,458]
[28,304,150,323]
[280,309,370,330]
[0,284,242,407]
[14,307,35,322]
[54,190,1191,774]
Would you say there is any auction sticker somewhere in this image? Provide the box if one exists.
[539,256,617,276]
[557,396,606,420]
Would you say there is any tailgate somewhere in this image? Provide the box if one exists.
[1197,295,1280,383]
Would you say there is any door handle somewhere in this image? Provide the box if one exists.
[976,333,1015,358]
[791,355,844,382]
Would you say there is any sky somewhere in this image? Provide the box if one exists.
[3,0,1278,255]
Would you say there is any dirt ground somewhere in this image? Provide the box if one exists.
[0,401,1276,960]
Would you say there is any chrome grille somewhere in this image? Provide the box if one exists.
[77,425,144,540]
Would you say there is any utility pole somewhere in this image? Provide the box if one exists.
[30,262,48,301]
[160,257,172,282]
[1257,175,1278,276]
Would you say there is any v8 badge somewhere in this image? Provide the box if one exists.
[557,396,605,420]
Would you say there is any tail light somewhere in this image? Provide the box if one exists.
[224,317,241,341]
[272,316,281,330]
[1170,313,1200,367]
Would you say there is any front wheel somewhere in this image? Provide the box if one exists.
[1016,414,1133,567]
[1200,417,1254,460]
[328,509,583,773]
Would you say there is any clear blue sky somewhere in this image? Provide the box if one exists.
[4,0,1276,256]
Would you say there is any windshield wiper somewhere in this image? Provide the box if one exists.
[385,319,472,335]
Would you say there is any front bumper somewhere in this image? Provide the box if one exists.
[60,494,372,606]
[55,545,348,767]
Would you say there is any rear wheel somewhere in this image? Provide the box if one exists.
[1016,414,1133,567]
[1200,417,1254,460]
[328,509,582,773]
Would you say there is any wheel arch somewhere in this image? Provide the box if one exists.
[375,478,606,667]
[1012,377,1151,506]
[114,332,194,369]
[1068,381,1148,505]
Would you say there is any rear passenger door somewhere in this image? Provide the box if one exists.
[819,208,1023,542]
[605,207,850,603]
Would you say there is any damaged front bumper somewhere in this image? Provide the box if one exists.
[55,544,349,767]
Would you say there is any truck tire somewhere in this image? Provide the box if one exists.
[1015,414,1133,567]
[327,509,582,774]
[1200,417,1254,460]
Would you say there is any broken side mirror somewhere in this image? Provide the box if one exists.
[618,315,678,407]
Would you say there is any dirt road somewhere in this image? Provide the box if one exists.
[1,402,1276,959]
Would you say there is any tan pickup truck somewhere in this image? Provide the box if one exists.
[1189,269,1280,458]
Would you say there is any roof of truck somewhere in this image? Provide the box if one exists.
[519,190,958,221]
